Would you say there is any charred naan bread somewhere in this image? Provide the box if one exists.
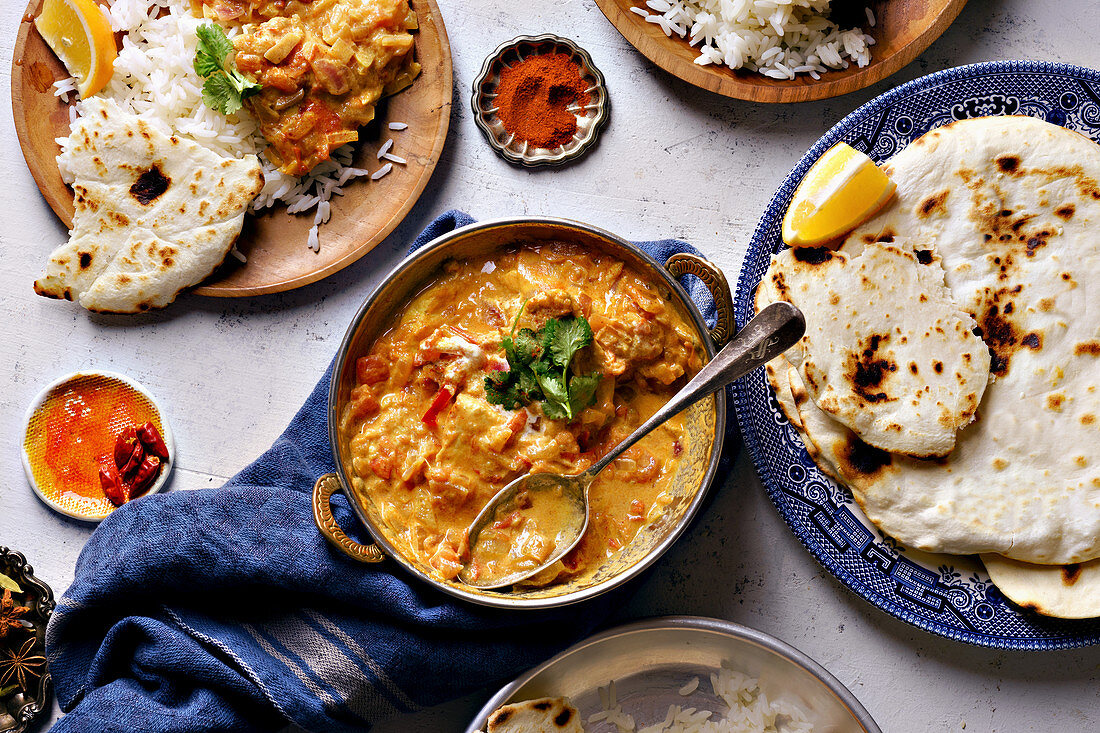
[34,98,264,313]
[981,554,1100,619]
[486,697,583,733]
[762,116,1100,572]
[756,241,990,458]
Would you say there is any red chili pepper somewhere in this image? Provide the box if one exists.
[129,455,161,498]
[119,440,145,480]
[99,467,127,507]
[137,422,169,460]
[420,386,453,427]
[114,427,140,472]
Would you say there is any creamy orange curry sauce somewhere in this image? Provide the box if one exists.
[341,243,703,586]
[199,0,420,175]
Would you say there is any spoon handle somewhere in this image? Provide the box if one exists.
[584,302,805,478]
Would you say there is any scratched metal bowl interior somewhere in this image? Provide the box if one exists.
[466,617,881,733]
[472,35,610,167]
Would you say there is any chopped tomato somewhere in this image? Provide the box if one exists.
[348,385,379,421]
[356,354,389,385]
[506,411,527,438]
[369,454,393,480]
[492,510,523,530]
[628,499,646,521]
[421,386,453,427]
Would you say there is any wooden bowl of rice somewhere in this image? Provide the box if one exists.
[594,0,967,103]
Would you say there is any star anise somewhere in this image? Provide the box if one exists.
[0,637,45,693]
[0,589,30,640]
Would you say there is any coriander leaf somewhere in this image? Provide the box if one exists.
[194,23,261,115]
[194,23,234,78]
[549,316,593,368]
[529,358,553,376]
[484,375,520,409]
[514,368,543,402]
[540,398,569,421]
[568,373,600,416]
[202,72,246,115]
[539,318,559,361]
[535,370,570,418]
[485,308,601,422]
[511,329,541,366]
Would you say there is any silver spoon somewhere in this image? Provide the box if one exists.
[459,301,806,589]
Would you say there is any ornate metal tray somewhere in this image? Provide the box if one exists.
[0,548,54,733]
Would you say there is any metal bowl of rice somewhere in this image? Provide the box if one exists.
[467,616,881,732]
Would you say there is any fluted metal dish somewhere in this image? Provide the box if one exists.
[472,35,610,167]
[0,548,54,733]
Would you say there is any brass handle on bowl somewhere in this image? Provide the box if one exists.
[312,473,385,564]
[665,253,735,347]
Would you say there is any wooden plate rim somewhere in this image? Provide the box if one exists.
[10,0,454,298]
[592,0,968,103]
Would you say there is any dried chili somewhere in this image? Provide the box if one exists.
[495,52,589,149]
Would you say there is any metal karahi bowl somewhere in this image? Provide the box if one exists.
[311,217,734,609]
[466,616,881,732]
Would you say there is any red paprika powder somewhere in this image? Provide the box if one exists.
[495,52,590,149]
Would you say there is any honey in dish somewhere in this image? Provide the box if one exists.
[24,374,162,519]
[341,242,703,587]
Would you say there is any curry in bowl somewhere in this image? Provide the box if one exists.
[339,241,706,587]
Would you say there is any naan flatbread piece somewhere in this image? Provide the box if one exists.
[981,554,1100,620]
[34,97,264,313]
[487,697,583,733]
[762,116,1100,568]
[765,357,802,430]
[759,242,990,458]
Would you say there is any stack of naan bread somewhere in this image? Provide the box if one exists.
[34,98,263,313]
[757,116,1100,619]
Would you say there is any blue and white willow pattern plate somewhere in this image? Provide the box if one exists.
[734,61,1100,650]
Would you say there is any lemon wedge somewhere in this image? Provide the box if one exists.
[782,142,897,247]
[35,0,117,99]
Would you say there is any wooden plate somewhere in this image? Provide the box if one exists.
[593,0,967,103]
[11,0,452,297]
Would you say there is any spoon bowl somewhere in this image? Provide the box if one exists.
[460,301,806,589]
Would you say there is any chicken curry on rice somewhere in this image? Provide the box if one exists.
[197,0,420,175]
[340,243,704,586]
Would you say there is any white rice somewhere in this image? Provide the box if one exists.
[589,666,814,733]
[633,0,873,79]
[52,0,405,252]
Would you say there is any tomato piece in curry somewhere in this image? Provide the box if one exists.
[340,243,704,587]
[197,0,421,175]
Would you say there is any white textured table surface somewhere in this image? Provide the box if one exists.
[3,1,1100,731]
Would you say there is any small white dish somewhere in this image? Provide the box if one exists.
[21,370,174,522]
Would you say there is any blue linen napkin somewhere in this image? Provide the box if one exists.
[45,210,734,733]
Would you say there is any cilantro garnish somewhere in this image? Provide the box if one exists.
[194,23,261,115]
[485,303,601,421]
